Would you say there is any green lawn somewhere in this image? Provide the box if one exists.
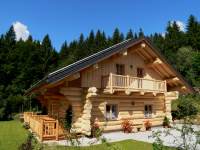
[0,120,28,150]
[43,140,154,150]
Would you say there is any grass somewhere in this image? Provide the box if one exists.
[43,140,155,150]
[0,120,28,150]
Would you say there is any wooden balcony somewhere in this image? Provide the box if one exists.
[102,73,167,94]
[24,112,64,141]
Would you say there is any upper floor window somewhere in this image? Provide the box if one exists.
[137,67,144,78]
[116,64,125,75]
[144,105,152,118]
[106,104,118,120]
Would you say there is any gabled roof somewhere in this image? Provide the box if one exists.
[26,37,194,94]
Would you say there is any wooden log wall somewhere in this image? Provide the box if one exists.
[91,93,166,131]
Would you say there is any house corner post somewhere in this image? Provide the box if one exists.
[164,91,179,121]
[80,87,97,136]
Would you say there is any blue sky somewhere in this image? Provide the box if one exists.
[0,0,200,50]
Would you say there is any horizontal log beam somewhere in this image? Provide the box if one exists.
[166,77,180,83]
[146,58,163,67]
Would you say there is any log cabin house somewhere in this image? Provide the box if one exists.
[24,37,194,141]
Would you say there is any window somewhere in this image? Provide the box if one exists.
[106,104,118,120]
[144,105,152,118]
[137,67,144,78]
[116,64,125,75]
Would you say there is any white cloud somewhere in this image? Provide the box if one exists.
[13,21,30,41]
[170,20,185,31]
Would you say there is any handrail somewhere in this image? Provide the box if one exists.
[24,112,60,141]
[102,73,167,93]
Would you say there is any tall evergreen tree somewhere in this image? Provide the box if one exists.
[138,28,145,38]
[186,15,200,51]
[95,30,107,52]
[126,29,134,39]
[112,28,122,44]
[41,34,58,73]
[86,30,95,55]
[60,41,68,59]
[164,21,185,64]
[4,25,16,45]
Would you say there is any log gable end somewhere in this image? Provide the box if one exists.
[81,47,162,89]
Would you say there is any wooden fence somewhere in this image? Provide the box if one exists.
[24,112,64,141]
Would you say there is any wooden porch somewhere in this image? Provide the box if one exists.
[24,112,65,141]
[102,73,167,94]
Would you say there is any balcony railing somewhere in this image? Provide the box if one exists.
[102,73,166,94]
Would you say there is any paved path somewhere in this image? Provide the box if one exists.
[44,124,200,149]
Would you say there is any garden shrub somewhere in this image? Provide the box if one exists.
[162,116,170,128]
[121,119,133,133]
[18,133,33,150]
[23,122,30,129]
[177,98,198,119]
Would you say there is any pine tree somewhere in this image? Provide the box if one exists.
[41,34,58,73]
[4,25,16,45]
[112,28,121,44]
[76,33,87,60]
[126,29,134,39]
[86,30,95,55]
[60,41,68,59]
[186,15,200,51]
[138,28,144,38]
[95,30,107,52]
[164,21,185,64]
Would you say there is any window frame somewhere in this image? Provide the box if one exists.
[144,104,153,118]
[137,67,144,78]
[116,64,125,75]
[105,104,118,121]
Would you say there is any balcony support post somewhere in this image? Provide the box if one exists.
[164,80,167,92]
[126,75,129,90]
[110,73,113,94]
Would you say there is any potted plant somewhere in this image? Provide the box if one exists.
[91,122,103,138]
[144,120,152,131]
[163,116,170,128]
[121,119,134,133]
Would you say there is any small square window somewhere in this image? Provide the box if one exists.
[106,104,118,120]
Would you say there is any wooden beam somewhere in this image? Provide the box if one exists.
[146,58,163,67]
[166,77,180,83]
[119,49,128,56]
[153,92,157,96]
[93,63,99,69]
[140,91,145,95]
[67,73,80,81]
[152,65,165,78]
[155,64,170,78]
[139,48,153,61]
[135,49,147,60]
[181,86,187,90]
